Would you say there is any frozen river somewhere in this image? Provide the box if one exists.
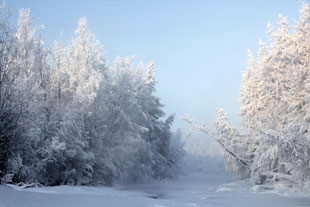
[0,173,309,207]
[119,173,310,207]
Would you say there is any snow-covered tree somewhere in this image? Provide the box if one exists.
[1,8,51,183]
[212,109,253,179]
[40,17,106,185]
[0,2,18,181]
[91,56,178,184]
[240,3,310,185]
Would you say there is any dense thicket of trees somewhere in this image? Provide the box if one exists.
[238,3,310,186]
[0,5,184,186]
[185,3,310,189]
[220,3,310,187]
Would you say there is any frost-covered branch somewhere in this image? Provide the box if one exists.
[181,114,250,169]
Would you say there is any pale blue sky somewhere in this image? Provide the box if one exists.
[7,0,306,131]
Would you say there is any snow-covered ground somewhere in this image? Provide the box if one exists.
[1,172,309,207]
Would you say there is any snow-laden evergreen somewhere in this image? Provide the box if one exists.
[239,3,310,187]
[0,5,184,186]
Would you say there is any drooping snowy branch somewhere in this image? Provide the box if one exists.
[182,111,251,171]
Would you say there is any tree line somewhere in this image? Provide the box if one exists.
[0,5,184,186]
[185,3,310,190]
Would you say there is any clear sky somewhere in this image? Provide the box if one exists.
[6,0,306,131]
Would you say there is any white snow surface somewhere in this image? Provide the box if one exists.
[1,172,309,207]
